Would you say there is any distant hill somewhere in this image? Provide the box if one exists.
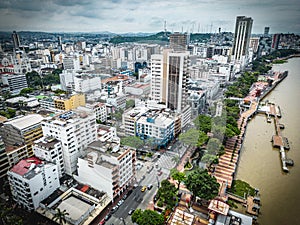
[109,31,212,44]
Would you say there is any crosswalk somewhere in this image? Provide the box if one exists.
[157,151,179,170]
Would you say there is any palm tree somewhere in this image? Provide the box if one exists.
[53,208,69,224]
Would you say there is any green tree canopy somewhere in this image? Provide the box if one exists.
[120,136,144,149]
[131,209,164,225]
[156,179,178,210]
[20,87,34,96]
[206,138,222,155]
[194,115,212,133]
[125,99,135,109]
[185,168,219,201]
[179,129,208,147]
[170,168,186,190]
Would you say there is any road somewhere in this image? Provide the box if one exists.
[99,138,190,225]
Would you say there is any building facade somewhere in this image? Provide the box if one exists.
[41,110,97,175]
[7,157,60,210]
[33,137,65,177]
[0,114,44,157]
[232,16,253,65]
[54,94,86,111]
[1,73,28,95]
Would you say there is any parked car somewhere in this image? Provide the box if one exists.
[147,184,153,190]
[99,218,105,225]
[128,208,135,215]
[104,213,111,221]
[111,205,118,213]
[122,194,127,200]
[117,199,124,206]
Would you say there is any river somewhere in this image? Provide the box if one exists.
[235,57,300,225]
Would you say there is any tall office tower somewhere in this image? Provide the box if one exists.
[12,31,21,50]
[169,33,188,52]
[271,33,281,51]
[264,27,270,36]
[232,16,253,63]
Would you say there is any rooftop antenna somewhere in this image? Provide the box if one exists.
[198,23,200,33]
[164,20,167,34]
[210,22,213,33]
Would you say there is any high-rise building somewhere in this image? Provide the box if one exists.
[264,27,270,36]
[7,157,60,210]
[232,16,253,63]
[169,33,188,52]
[41,110,97,175]
[12,31,21,50]
[271,33,281,51]
[1,73,28,95]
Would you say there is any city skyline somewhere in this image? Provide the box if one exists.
[0,0,299,34]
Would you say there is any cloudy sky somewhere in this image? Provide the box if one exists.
[0,0,299,34]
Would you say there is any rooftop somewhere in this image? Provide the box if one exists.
[4,114,44,130]
[10,157,43,176]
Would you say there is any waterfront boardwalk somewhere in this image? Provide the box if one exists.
[213,101,258,188]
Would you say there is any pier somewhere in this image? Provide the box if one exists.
[264,103,293,172]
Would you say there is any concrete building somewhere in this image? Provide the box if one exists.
[54,94,85,111]
[13,50,32,74]
[169,33,188,52]
[122,107,149,136]
[1,73,28,95]
[0,136,9,179]
[0,114,44,157]
[12,31,21,50]
[74,75,101,93]
[5,145,28,168]
[78,102,107,123]
[97,125,118,143]
[59,70,76,91]
[232,16,253,66]
[75,141,136,201]
[136,109,175,148]
[41,110,97,175]
[33,136,65,177]
[7,157,60,210]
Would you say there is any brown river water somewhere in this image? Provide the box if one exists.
[235,57,300,225]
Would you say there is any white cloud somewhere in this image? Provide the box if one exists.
[0,0,299,33]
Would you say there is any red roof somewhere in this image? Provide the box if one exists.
[80,185,89,193]
[10,157,43,176]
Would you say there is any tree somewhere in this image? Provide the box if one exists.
[120,136,144,149]
[194,115,212,133]
[53,208,69,225]
[20,87,34,96]
[125,99,135,109]
[170,168,186,190]
[179,129,208,148]
[156,179,178,210]
[185,168,219,202]
[131,209,164,225]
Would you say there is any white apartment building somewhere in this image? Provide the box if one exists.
[1,73,28,95]
[41,110,97,175]
[59,69,77,91]
[150,54,164,102]
[7,157,60,210]
[74,75,101,93]
[122,107,149,136]
[136,110,175,148]
[33,137,65,178]
[75,141,136,201]
[97,125,118,143]
[78,102,107,123]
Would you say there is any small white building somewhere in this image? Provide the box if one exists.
[74,75,101,93]
[33,136,65,178]
[7,157,60,210]
[75,141,136,201]
[78,102,107,123]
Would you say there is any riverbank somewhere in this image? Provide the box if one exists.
[235,57,300,225]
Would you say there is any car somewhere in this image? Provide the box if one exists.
[99,218,105,225]
[147,184,153,190]
[133,183,138,188]
[122,194,127,200]
[104,213,111,221]
[111,205,118,213]
[117,199,124,206]
[141,186,147,192]
[128,208,135,215]
[158,171,163,176]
